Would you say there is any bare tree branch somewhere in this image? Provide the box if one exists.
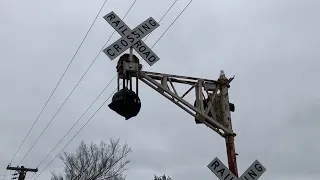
[154,174,172,180]
[52,139,131,180]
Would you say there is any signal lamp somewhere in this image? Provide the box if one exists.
[108,88,141,120]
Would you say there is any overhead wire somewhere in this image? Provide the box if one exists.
[33,0,180,169]
[10,0,110,165]
[16,0,135,166]
[7,0,110,168]
[35,76,115,169]
[2,1,110,178]
[34,0,141,166]
[151,0,193,49]
[32,85,120,180]
[133,0,178,56]
[143,0,178,41]
[31,0,193,179]
[27,0,138,178]
[30,0,178,172]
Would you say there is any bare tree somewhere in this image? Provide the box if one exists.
[154,174,172,180]
[51,139,131,180]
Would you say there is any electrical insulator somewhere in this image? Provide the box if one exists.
[108,87,141,120]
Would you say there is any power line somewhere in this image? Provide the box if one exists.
[17,0,137,166]
[32,85,120,180]
[143,0,178,41]
[8,0,110,168]
[31,0,193,178]
[151,0,193,49]
[34,0,181,168]
[36,75,116,168]
[134,0,191,56]
[33,0,137,166]
[26,1,137,179]
[3,1,110,179]
[133,0,178,57]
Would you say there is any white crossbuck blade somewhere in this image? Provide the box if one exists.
[103,11,160,66]
[207,157,266,180]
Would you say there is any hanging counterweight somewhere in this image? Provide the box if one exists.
[108,53,142,120]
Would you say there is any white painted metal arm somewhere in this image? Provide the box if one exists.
[136,71,232,136]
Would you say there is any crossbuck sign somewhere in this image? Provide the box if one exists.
[103,11,160,66]
[207,157,266,180]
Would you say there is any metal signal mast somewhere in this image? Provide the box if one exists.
[110,53,238,176]
[104,11,239,177]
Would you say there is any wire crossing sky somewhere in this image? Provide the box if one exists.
[17,0,137,166]
[31,0,194,179]
[1,0,320,180]
[9,0,111,167]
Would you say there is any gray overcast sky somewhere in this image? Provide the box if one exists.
[1,0,320,180]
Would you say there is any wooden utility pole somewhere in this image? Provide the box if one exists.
[6,166,38,180]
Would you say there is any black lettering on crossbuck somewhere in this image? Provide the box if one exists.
[208,158,266,180]
[208,158,237,180]
[103,11,160,66]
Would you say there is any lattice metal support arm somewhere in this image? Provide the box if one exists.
[121,61,234,137]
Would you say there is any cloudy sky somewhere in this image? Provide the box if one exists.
[1,0,320,180]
